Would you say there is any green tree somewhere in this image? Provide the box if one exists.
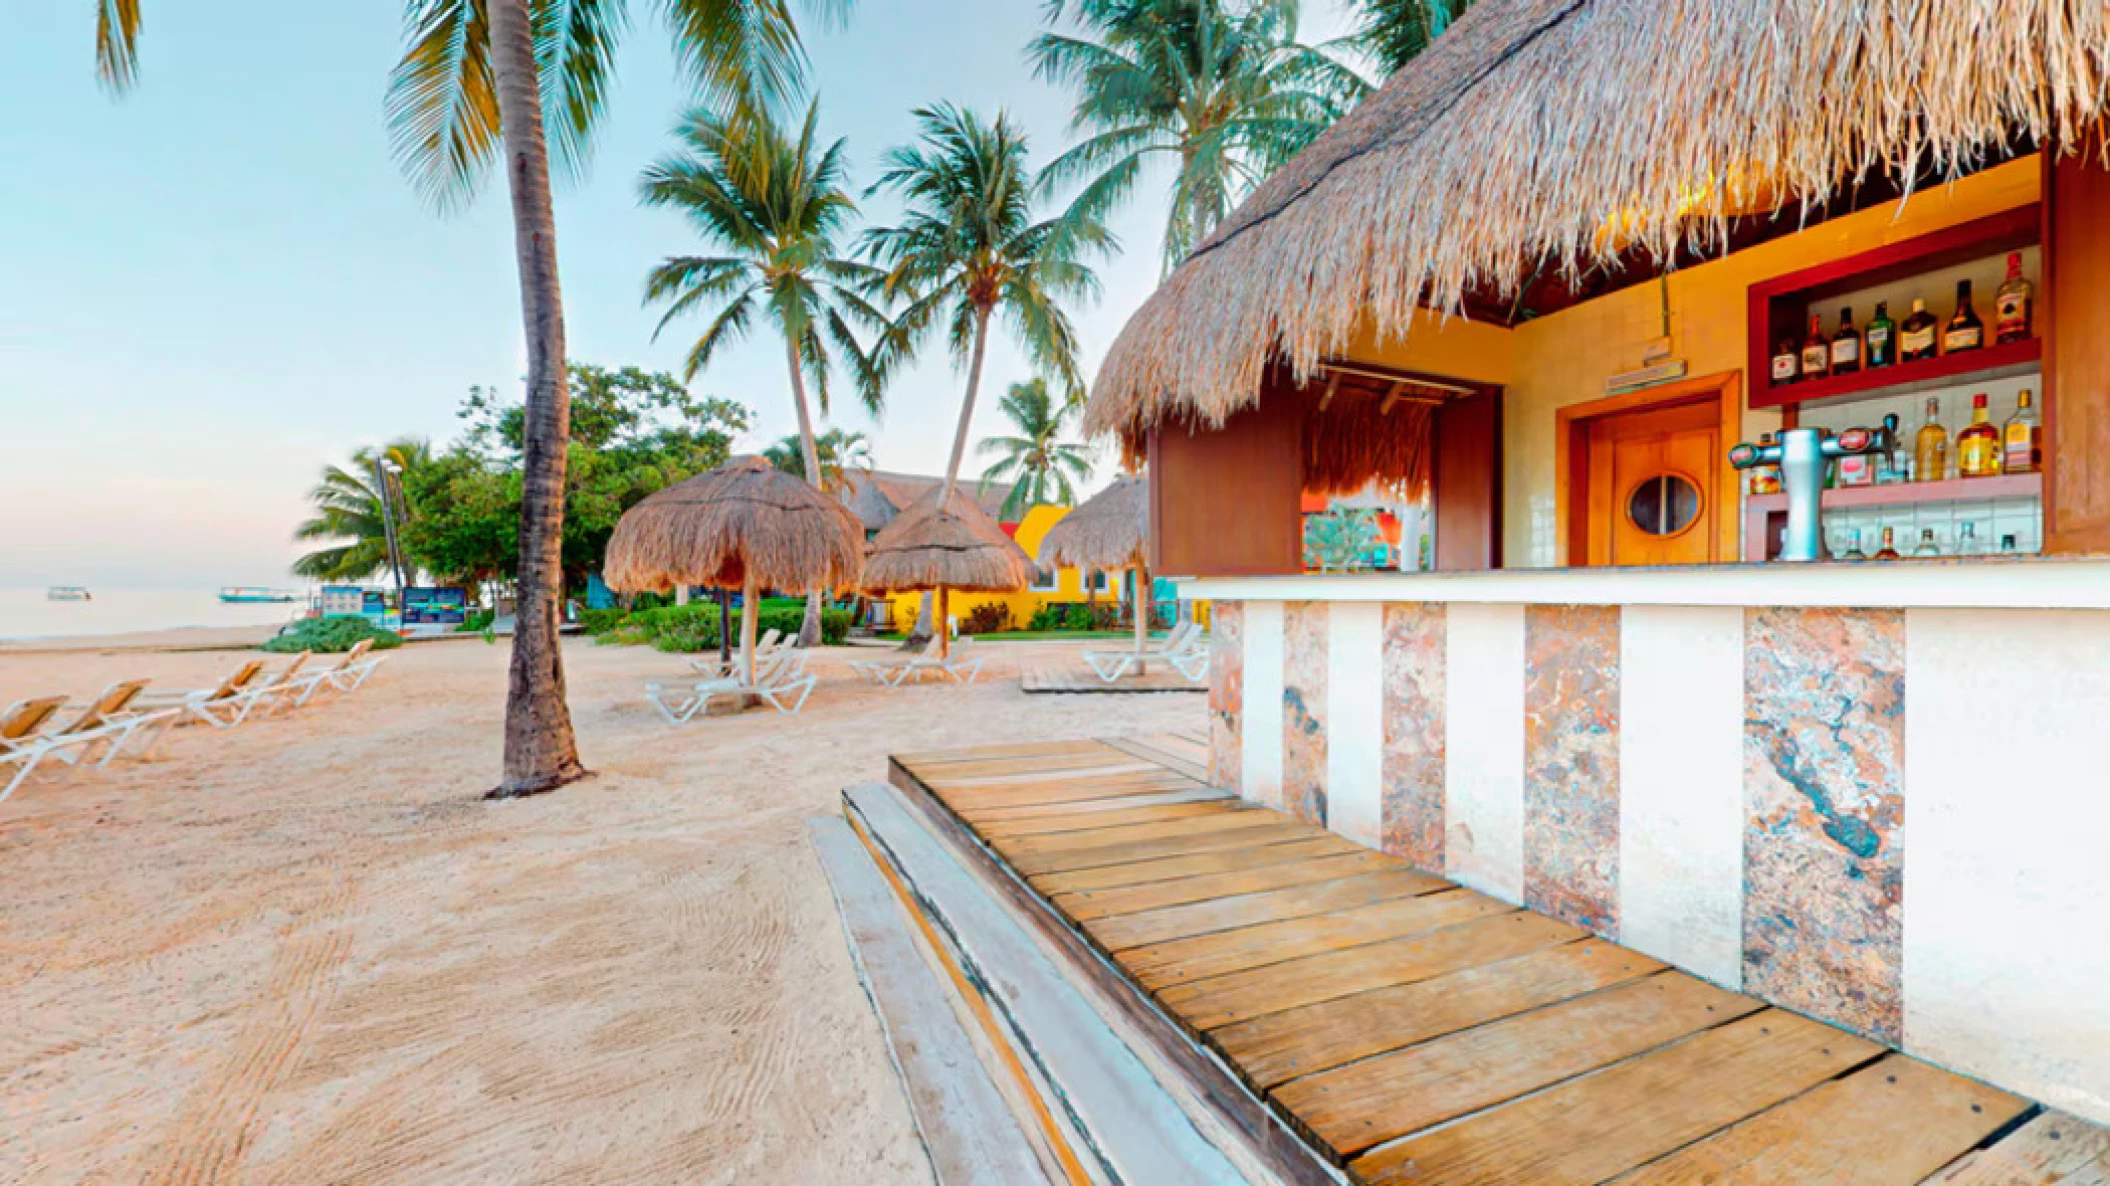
[92,0,855,796]
[1031,0,1367,270]
[862,105,1107,500]
[976,378,1095,519]
[764,427,872,493]
[1346,0,1472,76]
[642,98,887,645]
[293,440,432,582]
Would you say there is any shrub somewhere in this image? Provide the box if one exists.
[578,607,626,635]
[588,602,852,651]
[1027,603,1064,632]
[961,603,1013,635]
[456,609,497,634]
[1062,603,1095,631]
[265,615,404,655]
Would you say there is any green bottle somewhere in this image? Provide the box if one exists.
[1865,301,1897,367]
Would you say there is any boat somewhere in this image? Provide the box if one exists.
[218,586,299,604]
[46,586,91,601]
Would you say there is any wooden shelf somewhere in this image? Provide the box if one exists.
[1751,338,2043,410]
[1745,472,2043,514]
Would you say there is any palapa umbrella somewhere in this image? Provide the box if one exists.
[604,456,864,685]
[1037,475,1157,669]
[859,486,1031,658]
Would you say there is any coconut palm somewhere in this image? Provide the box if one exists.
[91,3,854,798]
[764,427,872,493]
[1347,0,1473,75]
[862,104,1107,504]
[1031,0,1368,270]
[642,98,886,646]
[293,440,432,582]
[976,378,1095,519]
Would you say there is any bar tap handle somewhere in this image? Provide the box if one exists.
[1728,438,1782,470]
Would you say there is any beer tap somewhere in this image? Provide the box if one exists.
[1729,415,1897,562]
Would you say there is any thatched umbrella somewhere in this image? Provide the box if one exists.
[605,456,864,684]
[1038,475,1156,667]
[859,486,1031,658]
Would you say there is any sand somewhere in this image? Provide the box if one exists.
[1,636,1204,1184]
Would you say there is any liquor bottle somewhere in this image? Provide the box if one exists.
[1957,522,1982,556]
[1899,298,1939,362]
[1914,396,1949,483]
[1873,527,1903,561]
[1865,301,1897,368]
[1829,306,1862,375]
[1839,529,1868,561]
[1913,528,1942,558]
[2003,388,2040,473]
[1770,335,1801,384]
[1944,279,1985,354]
[1800,313,1831,379]
[1956,393,2002,477]
[2000,533,2019,554]
[1995,252,2034,343]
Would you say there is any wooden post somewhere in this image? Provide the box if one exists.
[1133,561,1150,676]
[740,571,761,686]
[937,587,951,658]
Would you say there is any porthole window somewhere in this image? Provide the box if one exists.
[1627,473,1701,537]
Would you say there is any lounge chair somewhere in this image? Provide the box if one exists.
[847,637,935,687]
[1083,621,1208,684]
[2,684,178,804]
[645,648,818,722]
[688,629,784,679]
[854,636,985,687]
[134,659,267,726]
[136,654,310,728]
[285,639,387,707]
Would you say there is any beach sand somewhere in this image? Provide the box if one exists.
[2,635,1204,1184]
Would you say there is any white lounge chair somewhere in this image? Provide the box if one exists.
[134,659,267,726]
[2,682,178,804]
[863,636,984,687]
[137,653,311,728]
[645,649,818,722]
[1083,621,1208,683]
[287,638,387,706]
[688,629,784,679]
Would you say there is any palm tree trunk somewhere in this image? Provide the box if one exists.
[937,586,950,658]
[487,0,584,798]
[1133,559,1151,676]
[741,571,761,685]
[940,305,994,498]
[783,335,827,648]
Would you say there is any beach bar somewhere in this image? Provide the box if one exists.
[1087,1,2110,1125]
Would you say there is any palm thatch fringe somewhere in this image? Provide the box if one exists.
[859,486,1033,594]
[1085,0,2110,439]
[603,456,865,594]
[1305,396,1433,497]
[1038,475,1150,572]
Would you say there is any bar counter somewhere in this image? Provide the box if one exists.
[1183,561,2110,1125]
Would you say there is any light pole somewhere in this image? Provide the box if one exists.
[372,456,408,608]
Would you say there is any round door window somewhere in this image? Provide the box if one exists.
[1627,473,1702,537]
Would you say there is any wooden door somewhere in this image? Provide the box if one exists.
[1585,401,1722,566]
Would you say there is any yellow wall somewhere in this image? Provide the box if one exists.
[1336,157,2043,566]
[879,503,1132,633]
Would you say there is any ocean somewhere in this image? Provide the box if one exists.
[0,587,311,642]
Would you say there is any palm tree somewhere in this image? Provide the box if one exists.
[764,427,872,493]
[91,1,853,798]
[642,98,886,646]
[1347,0,1473,75]
[976,378,1095,519]
[1031,0,1368,270]
[293,440,431,581]
[862,104,1108,501]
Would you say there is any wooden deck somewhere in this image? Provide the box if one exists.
[1020,664,1207,694]
[888,736,2110,1186]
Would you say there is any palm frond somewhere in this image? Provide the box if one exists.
[95,0,142,92]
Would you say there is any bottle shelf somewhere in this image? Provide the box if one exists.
[1749,337,2042,410]
[1744,471,2043,514]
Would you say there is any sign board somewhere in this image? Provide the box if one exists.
[402,586,468,627]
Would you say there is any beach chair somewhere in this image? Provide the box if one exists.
[134,659,267,726]
[137,654,309,728]
[687,629,784,679]
[286,639,387,707]
[890,637,986,686]
[847,636,939,687]
[644,648,818,723]
[2,684,178,804]
[1083,621,1203,684]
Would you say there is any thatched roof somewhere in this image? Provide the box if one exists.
[1086,0,2110,439]
[846,479,898,533]
[840,468,1013,523]
[603,456,865,593]
[859,485,1033,594]
[1037,476,1150,572]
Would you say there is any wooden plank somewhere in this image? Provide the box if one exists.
[1157,911,1584,1031]
[1030,835,1360,896]
[1612,1053,2030,1185]
[807,819,1054,1185]
[977,801,1250,839]
[1354,1010,1883,1186]
[938,775,1202,813]
[1283,971,1761,1156]
[920,760,1165,788]
[1084,870,1452,953]
[965,786,1233,824]
[893,739,1115,766]
[989,809,1284,856]
[1215,939,1663,1087]
[1009,821,1320,879]
[1055,851,1402,922]
[1118,887,1512,991]
[937,769,1198,799]
[1923,1110,2110,1185]
[1101,736,1210,782]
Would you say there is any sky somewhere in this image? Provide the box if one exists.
[0,1,1360,589]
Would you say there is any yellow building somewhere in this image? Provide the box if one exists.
[877,504,1115,634]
